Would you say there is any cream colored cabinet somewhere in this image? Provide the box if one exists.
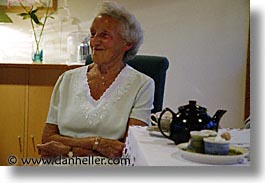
[0,64,81,166]
[0,67,26,166]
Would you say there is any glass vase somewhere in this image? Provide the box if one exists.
[32,33,44,63]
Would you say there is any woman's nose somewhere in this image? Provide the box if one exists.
[90,34,102,46]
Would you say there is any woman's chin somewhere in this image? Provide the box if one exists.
[91,54,103,63]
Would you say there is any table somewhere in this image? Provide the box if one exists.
[123,126,250,166]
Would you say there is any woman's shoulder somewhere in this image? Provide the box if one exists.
[64,65,88,75]
[59,65,87,78]
[54,65,88,85]
[125,64,154,83]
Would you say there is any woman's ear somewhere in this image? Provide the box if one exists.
[123,42,134,51]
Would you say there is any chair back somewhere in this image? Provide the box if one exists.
[85,55,169,113]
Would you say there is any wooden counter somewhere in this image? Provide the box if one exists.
[0,62,83,69]
[0,62,83,166]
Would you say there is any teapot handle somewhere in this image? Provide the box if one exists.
[149,113,158,126]
[158,108,175,140]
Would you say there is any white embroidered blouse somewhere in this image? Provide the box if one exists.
[46,64,154,140]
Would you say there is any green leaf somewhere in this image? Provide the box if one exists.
[18,13,29,17]
[31,9,39,14]
[17,13,31,20]
[30,13,43,25]
[22,15,31,20]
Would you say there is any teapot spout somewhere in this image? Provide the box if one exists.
[212,110,227,124]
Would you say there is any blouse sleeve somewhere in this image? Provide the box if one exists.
[46,73,65,125]
[129,78,155,125]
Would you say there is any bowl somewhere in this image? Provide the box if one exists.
[187,130,217,153]
[203,137,230,155]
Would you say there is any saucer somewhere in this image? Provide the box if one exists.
[146,126,160,132]
[177,143,249,165]
[146,126,164,138]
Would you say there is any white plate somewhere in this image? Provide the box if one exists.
[149,131,165,138]
[146,126,166,138]
[177,143,249,165]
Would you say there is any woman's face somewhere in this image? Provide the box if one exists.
[90,15,131,65]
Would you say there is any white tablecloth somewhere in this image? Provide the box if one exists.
[123,126,250,166]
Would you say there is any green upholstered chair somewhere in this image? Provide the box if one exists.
[85,55,169,113]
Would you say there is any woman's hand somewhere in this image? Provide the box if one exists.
[37,141,70,158]
[95,138,125,158]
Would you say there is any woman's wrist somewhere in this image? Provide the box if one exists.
[92,136,101,151]
[73,147,102,157]
[67,146,73,157]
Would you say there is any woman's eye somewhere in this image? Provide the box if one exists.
[90,32,96,37]
[90,31,110,38]
[102,32,110,37]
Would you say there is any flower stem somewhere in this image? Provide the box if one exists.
[19,1,39,54]
[37,0,51,53]
[19,0,52,55]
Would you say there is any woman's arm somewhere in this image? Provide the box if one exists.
[40,123,125,158]
[38,124,101,157]
[40,118,146,158]
[42,123,96,149]
[37,141,101,157]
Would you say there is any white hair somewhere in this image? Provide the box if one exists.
[95,1,143,61]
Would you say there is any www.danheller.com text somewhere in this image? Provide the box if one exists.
[7,155,131,166]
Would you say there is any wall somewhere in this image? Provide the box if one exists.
[0,0,249,128]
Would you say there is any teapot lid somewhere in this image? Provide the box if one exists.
[179,100,207,113]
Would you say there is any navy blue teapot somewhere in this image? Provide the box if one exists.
[158,100,226,145]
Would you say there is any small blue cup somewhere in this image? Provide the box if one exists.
[203,137,230,155]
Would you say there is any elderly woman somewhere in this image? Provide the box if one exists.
[37,1,154,159]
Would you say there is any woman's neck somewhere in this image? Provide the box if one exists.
[95,61,125,75]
